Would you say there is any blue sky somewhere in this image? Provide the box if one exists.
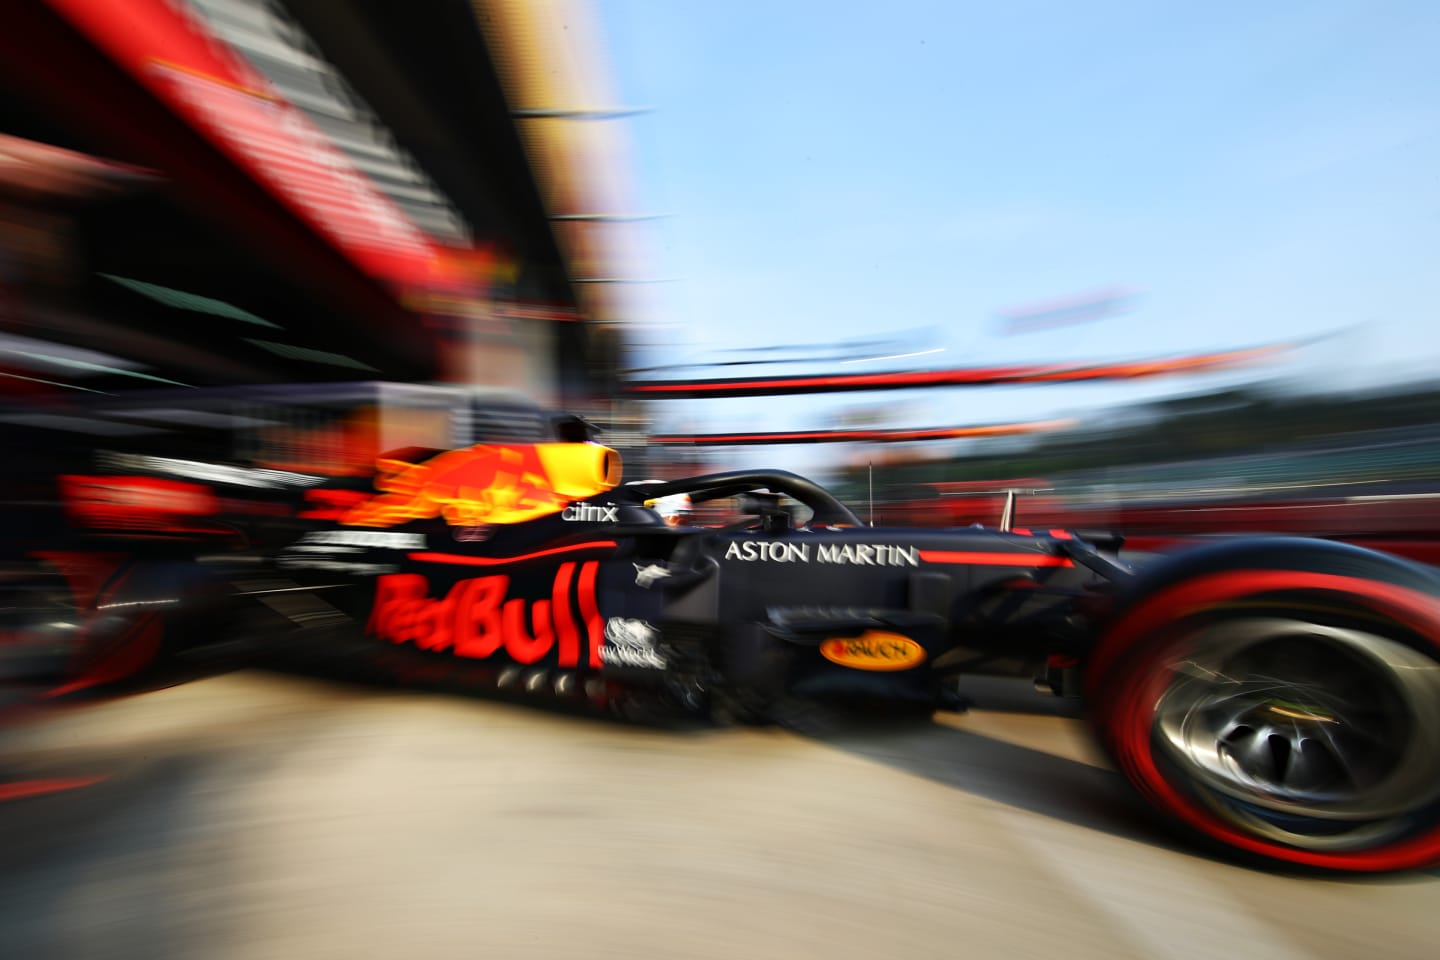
[599,1,1440,474]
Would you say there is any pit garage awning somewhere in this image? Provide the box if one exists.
[0,0,630,396]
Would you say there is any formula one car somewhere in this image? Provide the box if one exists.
[7,411,1439,874]
[254,435,1440,874]
[0,383,566,698]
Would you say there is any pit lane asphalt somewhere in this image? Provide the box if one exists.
[0,671,1434,960]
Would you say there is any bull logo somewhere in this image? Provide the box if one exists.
[341,443,620,528]
[367,562,604,668]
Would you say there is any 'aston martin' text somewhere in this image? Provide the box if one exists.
[723,541,919,566]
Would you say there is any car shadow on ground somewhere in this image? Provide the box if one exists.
[20,659,1436,881]
[0,748,260,959]
[771,694,1185,855]
[773,682,1440,881]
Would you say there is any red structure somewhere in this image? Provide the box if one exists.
[0,0,623,402]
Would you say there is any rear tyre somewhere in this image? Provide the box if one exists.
[1088,540,1440,872]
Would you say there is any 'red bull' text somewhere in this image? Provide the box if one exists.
[367,561,604,668]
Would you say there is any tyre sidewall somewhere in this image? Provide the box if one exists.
[1089,540,1440,872]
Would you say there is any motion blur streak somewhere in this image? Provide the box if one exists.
[0,776,107,802]
[651,419,1076,446]
[407,542,618,567]
[42,0,451,288]
[626,343,1291,398]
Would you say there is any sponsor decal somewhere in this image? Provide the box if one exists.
[819,632,927,671]
[299,530,425,550]
[367,562,603,668]
[602,618,668,669]
[814,543,919,567]
[723,540,919,567]
[724,541,809,562]
[453,525,496,543]
[633,562,672,588]
[561,503,619,522]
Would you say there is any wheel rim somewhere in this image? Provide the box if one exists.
[1152,618,1440,851]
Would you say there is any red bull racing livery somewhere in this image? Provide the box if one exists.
[255,437,1440,875]
[7,400,1440,876]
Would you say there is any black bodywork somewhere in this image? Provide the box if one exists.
[8,420,1440,873]
[271,465,1133,719]
[266,452,1440,875]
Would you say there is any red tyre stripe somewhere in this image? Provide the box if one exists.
[1094,569,1440,871]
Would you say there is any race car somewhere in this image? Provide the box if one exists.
[252,434,1440,875]
[0,382,578,698]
